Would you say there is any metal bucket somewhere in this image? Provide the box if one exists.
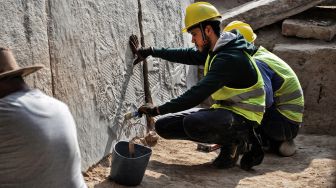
[109,141,152,186]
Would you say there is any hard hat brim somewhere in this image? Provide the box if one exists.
[182,16,222,33]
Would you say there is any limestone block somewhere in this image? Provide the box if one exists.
[140,0,194,106]
[47,0,193,170]
[273,42,336,135]
[0,0,51,94]
[255,6,336,49]
[221,0,326,30]
[282,19,336,41]
[254,22,304,51]
[47,0,143,170]
[282,6,336,41]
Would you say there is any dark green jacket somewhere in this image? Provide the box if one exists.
[153,32,258,114]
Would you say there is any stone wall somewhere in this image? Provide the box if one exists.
[0,0,193,170]
[0,0,51,94]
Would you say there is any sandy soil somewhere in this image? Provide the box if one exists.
[85,134,336,188]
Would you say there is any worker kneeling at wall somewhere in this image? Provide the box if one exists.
[0,48,87,188]
[223,21,305,157]
[135,2,265,170]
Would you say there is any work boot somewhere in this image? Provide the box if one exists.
[240,145,264,171]
[240,130,264,171]
[212,144,240,169]
[278,139,296,157]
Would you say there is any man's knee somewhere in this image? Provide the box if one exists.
[154,118,169,138]
[182,114,206,139]
[182,113,242,144]
[261,121,299,142]
[154,116,188,139]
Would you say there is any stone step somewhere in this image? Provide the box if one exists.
[282,7,336,41]
[282,19,336,41]
[273,42,336,135]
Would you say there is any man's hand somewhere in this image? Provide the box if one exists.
[133,47,153,65]
[140,131,159,147]
[138,103,160,117]
[129,35,154,65]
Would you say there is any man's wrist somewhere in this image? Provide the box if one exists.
[149,47,156,56]
[156,106,160,115]
[150,47,155,54]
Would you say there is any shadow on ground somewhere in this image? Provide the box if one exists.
[88,134,336,188]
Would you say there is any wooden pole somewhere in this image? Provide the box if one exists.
[129,34,155,132]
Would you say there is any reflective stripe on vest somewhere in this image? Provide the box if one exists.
[216,100,265,112]
[253,46,304,122]
[204,52,265,123]
[275,89,303,104]
[278,104,304,113]
[216,88,265,112]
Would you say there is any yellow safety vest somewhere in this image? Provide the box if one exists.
[254,46,304,123]
[204,52,265,124]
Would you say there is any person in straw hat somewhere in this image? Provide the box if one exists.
[0,47,87,188]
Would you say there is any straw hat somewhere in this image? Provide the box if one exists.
[0,47,44,79]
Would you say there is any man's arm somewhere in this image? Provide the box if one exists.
[138,48,259,116]
[152,47,208,65]
[157,55,238,114]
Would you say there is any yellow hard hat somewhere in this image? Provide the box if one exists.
[182,2,221,33]
[223,21,257,42]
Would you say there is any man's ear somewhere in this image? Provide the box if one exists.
[205,25,213,35]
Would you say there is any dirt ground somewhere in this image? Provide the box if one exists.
[84,134,336,188]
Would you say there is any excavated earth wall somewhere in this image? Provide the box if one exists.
[210,0,336,135]
[254,7,336,135]
[273,42,336,136]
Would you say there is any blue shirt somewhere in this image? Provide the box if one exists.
[256,59,281,108]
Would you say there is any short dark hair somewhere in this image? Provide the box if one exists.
[187,20,221,38]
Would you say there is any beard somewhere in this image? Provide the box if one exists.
[197,36,211,53]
